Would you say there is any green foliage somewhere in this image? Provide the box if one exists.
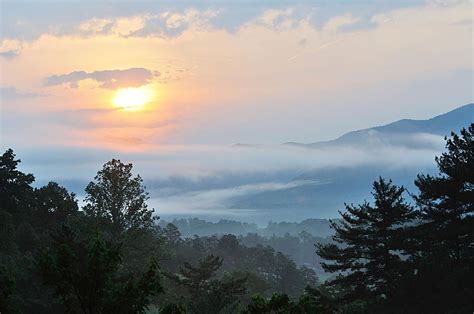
[317,178,415,306]
[0,149,35,220]
[0,264,19,314]
[34,182,79,231]
[39,225,163,313]
[83,159,154,237]
[158,233,317,302]
[169,254,247,313]
[162,223,182,244]
[243,286,334,313]
[158,302,187,314]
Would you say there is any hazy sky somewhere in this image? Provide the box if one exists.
[1,0,471,219]
[1,0,472,150]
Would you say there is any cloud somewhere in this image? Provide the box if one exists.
[0,2,430,42]
[149,180,316,216]
[13,135,445,184]
[8,137,445,218]
[0,50,19,59]
[323,14,361,33]
[0,86,45,100]
[0,39,23,59]
[44,68,158,89]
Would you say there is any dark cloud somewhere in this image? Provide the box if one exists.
[0,86,44,100]
[44,68,158,89]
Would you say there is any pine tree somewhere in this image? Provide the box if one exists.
[163,223,182,244]
[171,254,247,313]
[414,123,473,261]
[405,124,474,312]
[316,178,415,307]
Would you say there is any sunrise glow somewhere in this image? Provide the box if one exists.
[113,87,153,110]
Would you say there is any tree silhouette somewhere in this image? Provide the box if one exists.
[317,178,415,307]
[403,123,474,312]
[0,149,35,221]
[171,254,247,313]
[83,159,154,237]
[39,226,163,313]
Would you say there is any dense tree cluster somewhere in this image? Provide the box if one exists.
[317,124,474,313]
[0,124,472,313]
[0,151,315,313]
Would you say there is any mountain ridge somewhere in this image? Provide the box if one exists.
[285,103,473,148]
[231,103,474,219]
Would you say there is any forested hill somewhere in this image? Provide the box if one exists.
[158,218,333,238]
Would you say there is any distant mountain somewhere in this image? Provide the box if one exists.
[231,103,474,219]
[286,103,474,149]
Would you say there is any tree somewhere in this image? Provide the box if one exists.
[243,286,334,314]
[414,123,473,261]
[34,182,79,231]
[171,254,247,313]
[83,159,154,237]
[179,254,223,296]
[163,223,182,244]
[404,124,474,312]
[0,149,35,221]
[0,264,19,314]
[39,225,163,313]
[317,178,415,308]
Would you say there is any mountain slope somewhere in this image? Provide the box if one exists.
[231,103,474,219]
[286,103,473,148]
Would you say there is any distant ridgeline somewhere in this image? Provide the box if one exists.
[157,218,333,238]
[231,103,474,219]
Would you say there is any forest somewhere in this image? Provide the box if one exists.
[0,124,472,314]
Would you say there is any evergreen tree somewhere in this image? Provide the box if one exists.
[83,159,154,237]
[179,254,223,296]
[404,124,474,312]
[317,178,415,307]
[414,123,473,261]
[163,223,182,244]
[171,254,247,313]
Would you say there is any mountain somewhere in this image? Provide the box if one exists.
[230,103,474,220]
[286,103,473,149]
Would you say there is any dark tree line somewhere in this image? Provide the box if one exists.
[1,124,473,313]
[317,124,473,313]
[0,151,315,313]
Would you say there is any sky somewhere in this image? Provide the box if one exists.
[0,0,472,220]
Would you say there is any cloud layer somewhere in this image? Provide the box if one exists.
[10,135,445,220]
[0,86,44,99]
[44,68,158,89]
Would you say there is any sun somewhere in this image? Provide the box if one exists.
[113,87,153,111]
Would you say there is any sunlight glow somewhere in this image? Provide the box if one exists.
[113,87,153,110]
